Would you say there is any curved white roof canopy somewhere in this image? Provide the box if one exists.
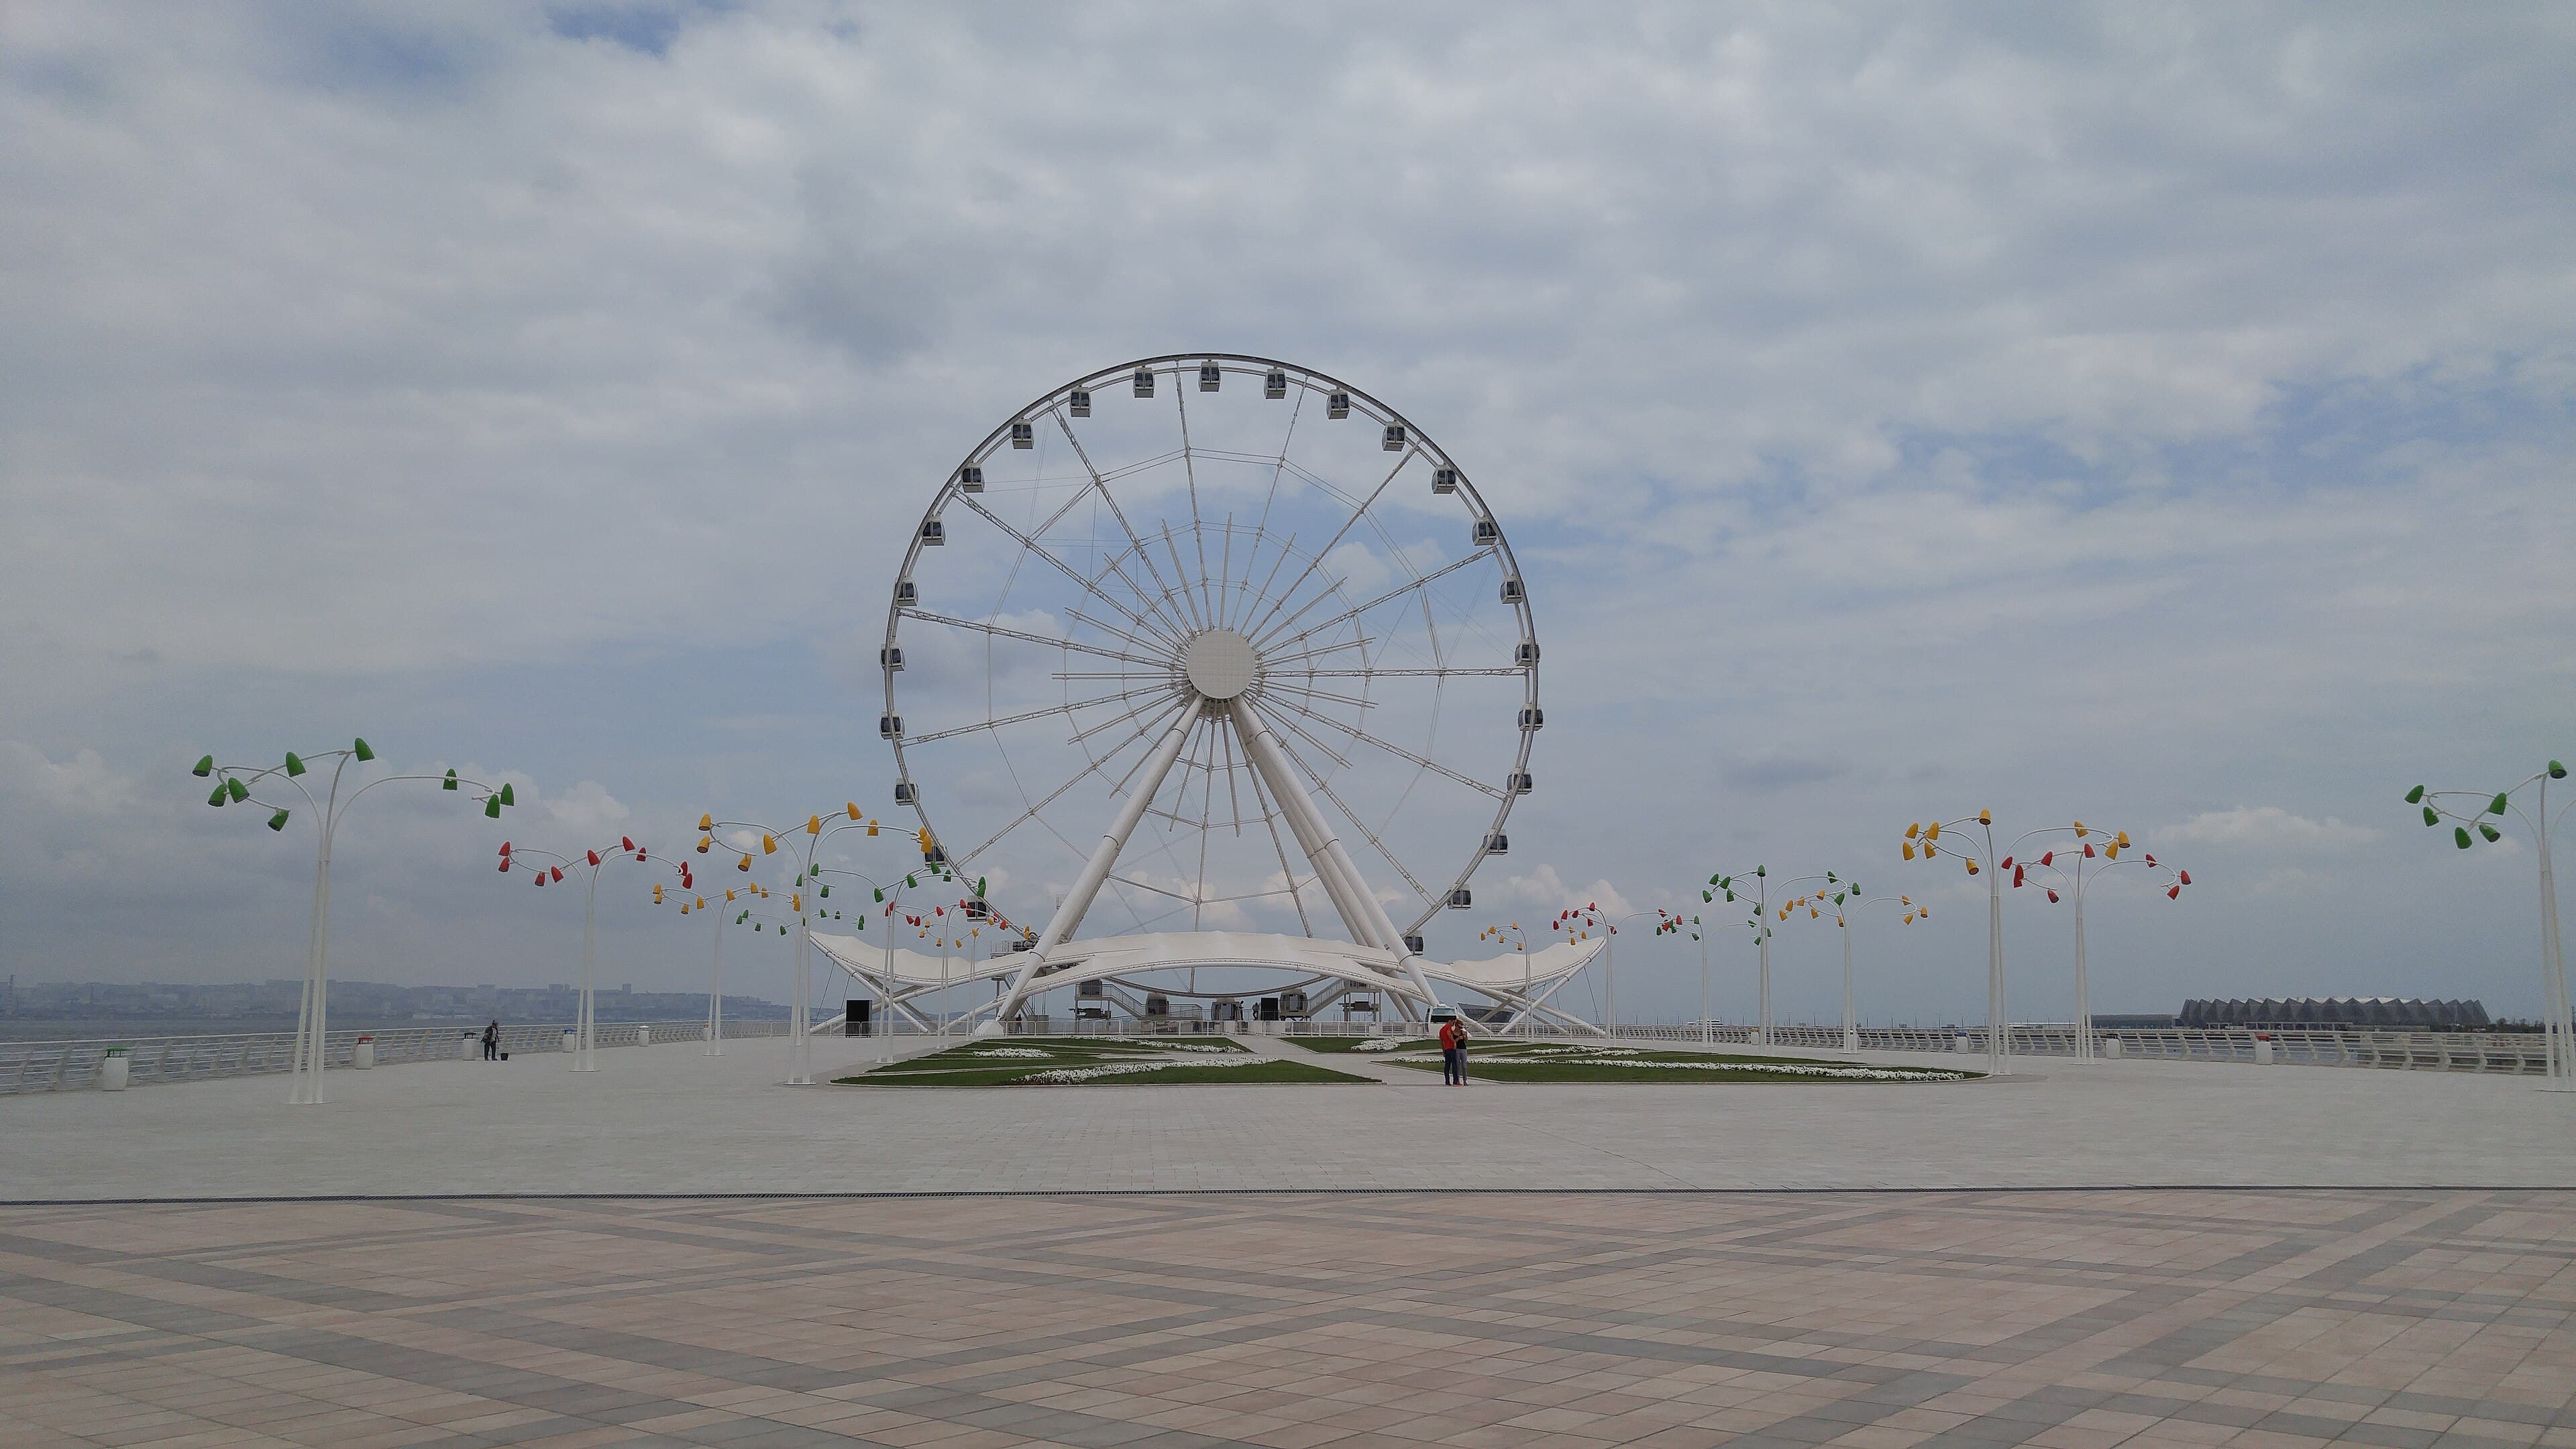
[811,928,1600,1000]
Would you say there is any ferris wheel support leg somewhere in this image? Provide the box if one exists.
[1233,697,1443,1010]
[984,702,1201,1031]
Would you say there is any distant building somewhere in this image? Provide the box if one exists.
[2178,997,2489,1030]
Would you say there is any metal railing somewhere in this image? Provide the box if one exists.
[1587,1022,2555,1075]
[0,1020,788,1095]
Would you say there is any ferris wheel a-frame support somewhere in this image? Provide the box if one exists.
[979,692,1443,1032]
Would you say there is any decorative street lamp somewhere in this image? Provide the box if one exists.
[497,836,686,1071]
[191,741,512,1104]
[1685,867,1771,1043]
[667,884,752,1054]
[2406,762,2573,1090]
[1775,873,1924,1052]
[1900,811,2033,1075]
[1540,902,1620,1032]
[2007,824,2189,1062]
[696,804,918,1083]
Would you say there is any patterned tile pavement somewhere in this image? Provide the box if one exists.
[2,1191,2571,1449]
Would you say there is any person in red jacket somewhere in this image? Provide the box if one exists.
[1440,1019,1466,1085]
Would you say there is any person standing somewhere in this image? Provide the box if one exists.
[1439,1018,1464,1085]
[482,1020,500,1061]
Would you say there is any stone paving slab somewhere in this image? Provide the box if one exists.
[5,1036,2576,1199]
[1,1191,2570,1449]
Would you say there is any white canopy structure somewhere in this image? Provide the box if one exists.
[812,928,1605,1034]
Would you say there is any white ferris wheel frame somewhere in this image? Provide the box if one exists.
[877,354,1547,1028]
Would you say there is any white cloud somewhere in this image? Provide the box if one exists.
[1503,863,1632,919]
[540,780,632,838]
[2161,806,2380,852]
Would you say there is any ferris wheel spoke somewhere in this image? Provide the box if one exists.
[953,698,1181,867]
[1264,697,1504,799]
[1248,678,1377,711]
[1174,379,1218,627]
[1069,688,1186,747]
[1218,719,1246,839]
[904,608,1175,669]
[1049,409,1199,637]
[1265,724,1439,909]
[1293,667,1522,678]
[1233,527,1297,635]
[1256,549,1493,655]
[1063,606,1182,662]
[904,687,1166,747]
[1239,451,1417,641]
[1244,692,1358,771]
[953,494,1187,653]
[1155,525,1208,631]
[1260,636,1376,671]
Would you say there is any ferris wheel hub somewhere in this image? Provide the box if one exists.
[1182,628,1258,700]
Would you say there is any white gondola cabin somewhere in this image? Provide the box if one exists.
[920,519,945,546]
[1133,366,1155,397]
[1327,391,1350,418]
[1472,519,1499,547]
[957,465,983,492]
[1509,771,1534,795]
[1432,466,1457,494]
[893,782,917,805]
[1068,388,1091,417]
[1518,708,1544,731]
[880,647,904,672]
[1382,424,1407,451]
[1500,577,1525,603]
[1198,362,1222,392]
[895,580,918,607]
[879,714,903,739]
[1010,422,1034,449]
[1515,641,1539,666]
[1265,368,1288,398]
[1446,887,1473,910]
[1484,832,1509,855]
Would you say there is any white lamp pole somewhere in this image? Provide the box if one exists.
[195,742,513,1105]
[2410,764,2574,1090]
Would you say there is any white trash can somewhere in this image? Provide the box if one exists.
[354,1036,376,1069]
[460,1033,478,1060]
[562,1028,578,1053]
[2252,1036,2275,1065]
[2102,1037,2123,1059]
[1953,1034,1972,1054]
[99,1049,131,1091]
[635,1024,651,1046]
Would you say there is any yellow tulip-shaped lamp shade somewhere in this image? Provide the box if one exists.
[1978,808,1991,824]
[806,814,822,835]
[738,854,752,871]
[761,834,777,854]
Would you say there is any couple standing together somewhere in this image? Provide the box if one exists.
[1438,1018,1471,1084]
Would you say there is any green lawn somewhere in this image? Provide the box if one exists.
[836,1035,1370,1087]
[1372,1041,1978,1083]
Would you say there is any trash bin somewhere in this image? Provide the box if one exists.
[354,1036,376,1069]
[99,1047,131,1091]
[460,1033,477,1061]
[635,1024,651,1046]
[2102,1037,2123,1059]
[2252,1035,2275,1065]
[1953,1034,1972,1054]
[561,1028,578,1053]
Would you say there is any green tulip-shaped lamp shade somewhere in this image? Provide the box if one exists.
[192,754,215,777]
[352,737,374,761]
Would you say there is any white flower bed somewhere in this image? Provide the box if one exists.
[967,1047,1051,1059]
[1014,1056,1260,1085]
[1161,1043,1242,1053]
[1510,1056,1964,1081]
[1352,1038,1405,1052]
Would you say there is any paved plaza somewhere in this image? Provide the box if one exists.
[4,1189,2573,1449]
[6,1036,2576,1198]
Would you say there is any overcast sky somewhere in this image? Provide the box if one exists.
[4,3,2572,1026]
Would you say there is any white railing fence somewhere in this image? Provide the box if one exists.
[1590,1022,2554,1074]
[0,1020,788,1095]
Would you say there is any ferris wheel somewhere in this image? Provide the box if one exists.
[879,355,1540,996]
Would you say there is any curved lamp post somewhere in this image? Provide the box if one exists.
[2406,762,2573,1090]
[1685,867,1770,1043]
[665,882,765,1054]
[192,741,512,1105]
[2008,824,2189,1062]
[498,836,685,1071]
[1776,873,1923,1051]
[1541,902,1620,1032]
[696,804,918,1082]
[1902,810,2062,1076]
